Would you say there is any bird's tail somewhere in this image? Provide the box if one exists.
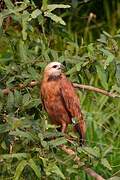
[74,121,86,146]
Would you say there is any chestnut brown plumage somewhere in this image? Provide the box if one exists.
[41,62,86,145]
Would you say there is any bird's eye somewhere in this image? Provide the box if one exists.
[52,65,57,68]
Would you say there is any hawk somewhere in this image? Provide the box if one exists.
[41,62,86,145]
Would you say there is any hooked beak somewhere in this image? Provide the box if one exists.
[57,64,65,70]
[57,63,65,71]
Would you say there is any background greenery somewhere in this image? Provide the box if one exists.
[0,0,120,179]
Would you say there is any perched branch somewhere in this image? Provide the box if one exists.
[73,83,119,98]
[60,145,105,180]
[1,80,119,98]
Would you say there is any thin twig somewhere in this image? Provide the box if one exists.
[1,81,39,95]
[60,145,105,180]
[1,81,119,98]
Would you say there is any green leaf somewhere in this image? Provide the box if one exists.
[66,66,76,75]
[50,50,58,61]
[97,34,107,44]
[50,164,65,179]
[0,14,3,27]
[103,31,112,38]
[13,160,28,180]
[28,67,38,79]
[103,146,113,157]
[1,141,7,150]
[9,129,35,141]
[41,140,48,148]
[49,137,67,147]
[21,11,30,40]
[96,64,108,89]
[4,0,14,10]
[47,4,71,12]
[43,132,63,139]
[0,153,29,160]
[23,98,40,109]
[111,85,120,94]
[82,147,100,158]
[46,162,65,179]
[0,101,3,112]
[0,124,11,133]
[44,12,66,25]
[41,0,48,11]
[6,92,14,111]
[31,9,42,19]
[1,2,28,19]
[87,43,94,57]
[28,159,41,178]
[116,63,120,86]
[105,54,114,69]
[76,62,82,71]
[18,40,27,61]
[100,48,114,69]
[14,90,22,107]
[6,76,15,87]
[98,96,109,111]
[101,158,112,170]
[22,93,30,106]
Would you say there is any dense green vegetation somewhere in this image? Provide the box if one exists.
[0,0,120,179]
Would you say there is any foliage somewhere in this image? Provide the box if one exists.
[0,0,120,179]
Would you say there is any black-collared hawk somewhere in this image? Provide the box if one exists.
[41,62,86,145]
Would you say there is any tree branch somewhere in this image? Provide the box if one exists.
[60,145,105,180]
[1,80,119,98]
[1,81,39,95]
[73,83,119,98]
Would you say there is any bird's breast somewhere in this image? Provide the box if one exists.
[41,77,73,125]
[42,81,61,105]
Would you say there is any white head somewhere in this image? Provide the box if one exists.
[44,62,64,77]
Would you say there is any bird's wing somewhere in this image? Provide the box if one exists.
[60,75,86,144]
[60,76,81,118]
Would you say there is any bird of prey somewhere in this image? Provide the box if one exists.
[41,62,86,145]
